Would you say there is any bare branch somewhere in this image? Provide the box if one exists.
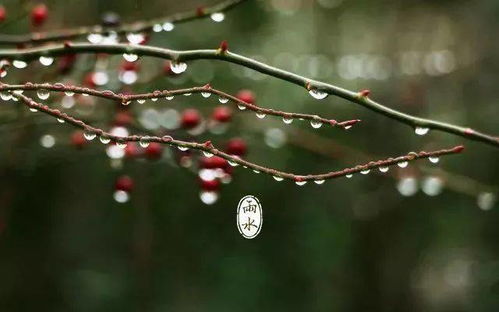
[0,42,496,147]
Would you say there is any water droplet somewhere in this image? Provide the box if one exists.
[308,89,328,100]
[36,89,50,100]
[13,60,27,69]
[57,118,65,123]
[137,99,146,104]
[256,112,266,119]
[429,156,440,164]
[415,127,429,136]
[165,95,174,100]
[397,177,418,196]
[210,12,225,22]
[203,151,214,158]
[178,146,189,151]
[151,97,158,101]
[0,92,12,101]
[218,96,229,104]
[379,166,389,173]
[87,33,103,44]
[170,62,187,74]
[116,141,127,148]
[13,90,23,95]
[0,71,6,78]
[228,160,239,167]
[360,169,370,175]
[200,191,218,205]
[183,93,192,97]
[397,161,408,168]
[123,53,138,62]
[346,174,353,178]
[99,135,111,144]
[252,170,260,174]
[39,56,54,66]
[422,176,444,196]
[152,24,163,32]
[114,190,130,203]
[201,92,211,98]
[65,91,74,97]
[40,134,55,148]
[162,22,174,31]
[237,104,246,110]
[126,33,145,45]
[29,108,38,112]
[83,131,96,141]
[273,176,283,181]
[139,137,150,148]
[314,179,325,185]
[282,117,293,124]
[310,120,323,129]
[295,180,307,186]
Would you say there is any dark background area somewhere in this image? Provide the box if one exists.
[0,0,498,311]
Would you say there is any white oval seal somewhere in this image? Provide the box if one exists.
[236,195,262,239]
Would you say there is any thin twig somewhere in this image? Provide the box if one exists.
[12,93,465,183]
[0,43,496,147]
[0,82,360,129]
[0,0,250,45]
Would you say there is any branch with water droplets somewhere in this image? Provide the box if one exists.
[0,82,359,129]
[0,0,250,45]
[12,93,465,184]
[0,42,496,147]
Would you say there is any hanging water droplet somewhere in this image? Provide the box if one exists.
[170,62,187,74]
[0,91,12,101]
[183,93,192,97]
[203,151,214,158]
[87,33,103,44]
[314,179,325,185]
[228,160,239,167]
[346,174,353,178]
[162,22,175,31]
[13,90,23,95]
[29,107,38,112]
[397,161,409,168]
[252,170,260,174]
[210,12,225,22]
[152,24,163,32]
[282,117,293,124]
[237,104,246,110]
[295,180,307,186]
[360,169,370,175]
[83,131,96,141]
[165,95,174,100]
[0,70,7,78]
[178,146,189,151]
[415,126,429,136]
[201,92,211,98]
[126,33,145,45]
[57,118,65,123]
[310,120,323,129]
[429,156,440,164]
[256,112,266,119]
[344,125,352,130]
[99,135,111,144]
[218,96,229,104]
[65,91,74,97]
[13,60,27,69]
[379,166,389,173]
[273,176,283,181]
[116,141,127,148]
[123,53,138,62]
[139,137,150,148]
[39,56,54,66]
[36,89,50,100]
[308,89,328,100]
[151,98,158,101]
[137,99,146,104]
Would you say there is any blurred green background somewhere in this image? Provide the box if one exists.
[0,0,498,311]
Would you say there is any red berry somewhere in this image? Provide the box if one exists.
[359,89,370,97]
[31,4,48,27]
[115,175,134,192]
[219,40,228,53]
[236,89,255,104]
[212,106,232,123]
[83,72,97,88]
[226,138,247,156]
[199,178,220,191]
[199,156,228,169]
[0,6,6,23]
[71,131,86,148]
[58,54,77,74]
[114,111,133,126]
[145,142,163,159]
[121,60,139,72]
[125,142,139,158]
[181,109,201,129]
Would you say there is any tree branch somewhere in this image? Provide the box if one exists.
[0,0,250,45]
[13,93,464,183]
[1,42,496,147]
[0,82,360,129]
